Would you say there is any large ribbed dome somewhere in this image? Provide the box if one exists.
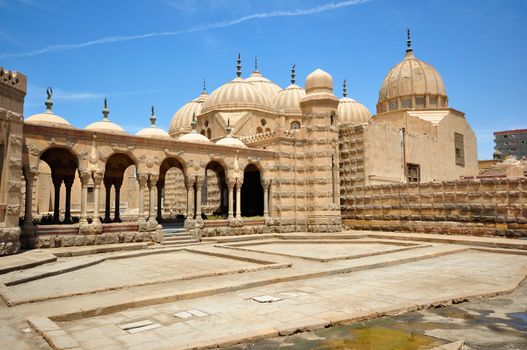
[169,91,208,138]
[273,84,305,115]
[377,32,448,113]
[245,70,281,101]
[201,77,275,114]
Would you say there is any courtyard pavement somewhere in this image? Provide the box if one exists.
[1,230,526,350]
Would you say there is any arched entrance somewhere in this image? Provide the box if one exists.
[39,148,78,224]
[204,161,227,218]
[103,153,135,223]
[241,164,263,217]
[158,158,185,222]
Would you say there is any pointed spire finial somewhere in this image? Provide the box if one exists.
[202,77,206,93]
[102,98,109,121]
[406,28,412,52]
[45,87,53,113]
[291,64,296,85]
[236,53,242,78]
[191,112,197,130]
[343,79,347,97]
[254,56,258,72]
[226,118,232,135]
[150,105,156,127]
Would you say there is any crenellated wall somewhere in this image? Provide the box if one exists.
[342,178,527,237]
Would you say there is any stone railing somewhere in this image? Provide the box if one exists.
[341,178,527,238]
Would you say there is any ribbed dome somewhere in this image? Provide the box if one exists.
[201,77,275,114]
[338,97,372,124]
[306,68,333,95]
[273,84,306,115]
[26,112,72,128]
[178,120,212,144]
[245,70,281,101]
[137,108,171,139]
[169,91,208,137]
[215,127,247,148]
[85,99,127,135]
[377,45,448,113]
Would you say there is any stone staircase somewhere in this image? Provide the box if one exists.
[162,224,200,247]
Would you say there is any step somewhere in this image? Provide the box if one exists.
[163,229,186,234]
[163,239,200,246]
[164,236,194,242]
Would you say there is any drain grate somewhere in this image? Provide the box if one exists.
[118,320,161,334]
[174,309,209,319]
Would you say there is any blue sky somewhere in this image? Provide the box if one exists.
[1,0,526,159]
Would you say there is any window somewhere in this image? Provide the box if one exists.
[204,120,209,127]
[401,98,412,109]
[389,99,398,111]
[454,132,465,166]
[381,103,387,113]
[260,119,267,126]
[290,121,301,130]
[200,129,206,136]
[406,163,420,183]
[256,126,263,134]
[429,96,437,108]
[415,96,425,108]
[207,129,212,139]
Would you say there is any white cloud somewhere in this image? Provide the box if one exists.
[0,0,371,59]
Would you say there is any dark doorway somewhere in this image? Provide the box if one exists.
[241,164,263,217]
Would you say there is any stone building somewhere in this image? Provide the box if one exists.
[1,31,498,256]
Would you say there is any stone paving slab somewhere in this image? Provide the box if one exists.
[55,250,527,350]
[0,251,57,274]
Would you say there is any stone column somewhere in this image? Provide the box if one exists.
[63,176,74,224]
[137,173,148,230]
[235,178,243,219]
[114,180,122,223]
[148,174,159,227]
[23,171,37,226]
[268,179,273,217]
[262,178,270,218]
[92,171,103,226]
[227,178,234,220]
[184,176,196,230]
[52,175,62,224]
[103,179,112,223]
[78,170,91,225]
[195,176,203,220]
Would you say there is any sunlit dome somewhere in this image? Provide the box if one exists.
[245,59,281,101]
[338,80,372,124]
[178,117,212,144]
[169,85,208,138]
[25,88,73,128]
[201,55,275,114]
[305,68,333,95]
[377,30,448,114]
[273,65,306,115]
[136,106,171,139]
[85,99,127,135]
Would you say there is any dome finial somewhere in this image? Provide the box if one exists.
[45,87,53,113]
[343,79,347,97]
[254,56,259,72]
[202,77,207,93]
[226,118,232,135]
[191,112,197,130]
[406,28,412,52]
[291,64,296,85]
[236,53,242,78]
[102,98,110,121]
[150,105,156,127]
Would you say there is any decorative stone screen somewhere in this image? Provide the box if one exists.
[455,132,465,166]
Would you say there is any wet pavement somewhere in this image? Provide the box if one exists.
[227,281,527,350]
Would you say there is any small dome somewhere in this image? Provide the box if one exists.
[85,99,127,135]
[273,84,306,115]
[338,97,372,124]
[178,120,212,144]
[25,88,73,128]
[215,126,247,148]
[305,68,333,95]
[136,107,171,139]
[245,70,281,101]
[202,77,274,114]
[377,31,447,113]
[169,91,208,137]
[26,112,73,128]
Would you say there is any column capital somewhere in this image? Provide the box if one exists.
[226,177,235,189]
[137,172,148,188]
[149,173,159,187]
[261,177,271,187]
[185,176,196,188]
[92,170,104,186]
[195,175,204,187]
[236,177,243,187]
[78,169,91,185]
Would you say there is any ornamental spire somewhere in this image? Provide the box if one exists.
[150,105,156,127]
[406,28,412,52]
[236,53,242,78]
[102,98,109,121]
[202,77,207,93]
[343,79,347,97]
[226,118,232,135]
[254,56,259,72]
[291,64,296,85]
[45,87,53,113]
[191,112,197,130]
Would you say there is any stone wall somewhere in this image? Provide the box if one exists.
[341,178,527,237]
